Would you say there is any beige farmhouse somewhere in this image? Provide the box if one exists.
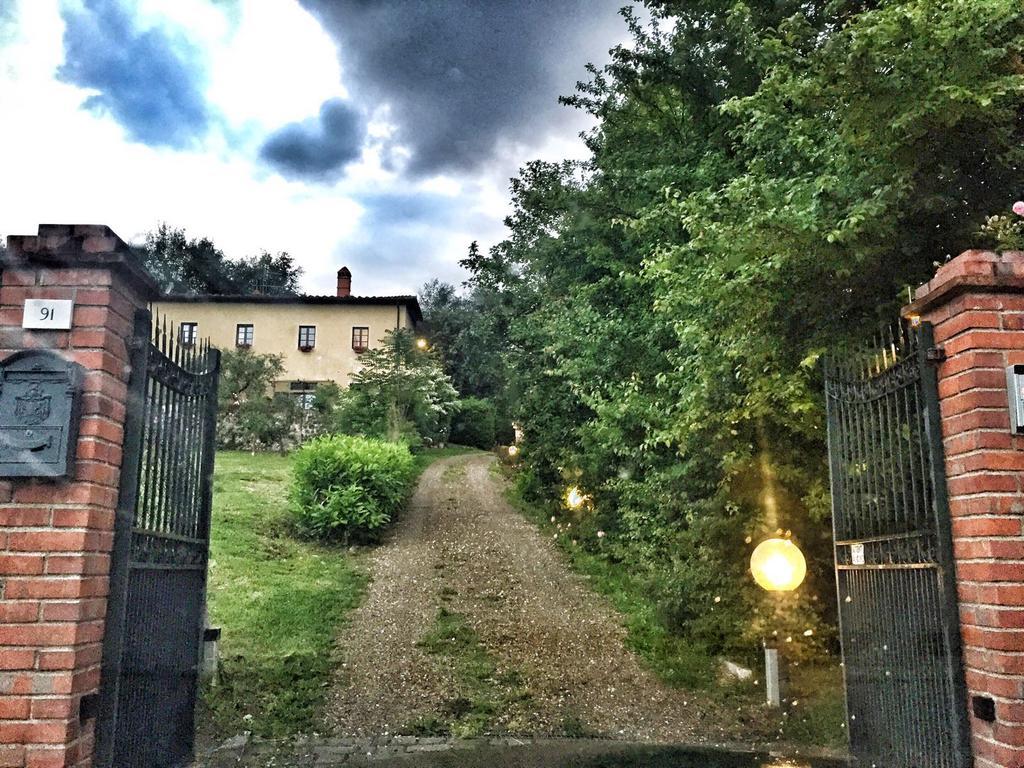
[154,267,421,402]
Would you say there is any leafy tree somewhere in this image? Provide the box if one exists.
[449,397,497,449]
[217,349,285,414]
[466,0,1024,660]
[139,224,302,295]
[235,394,301,454]
[419,274,510,400]
[337,328,458,445]
[141,224,233,295]
[216,348,299,451]
[303,381,344,438]
[226,250,302,295]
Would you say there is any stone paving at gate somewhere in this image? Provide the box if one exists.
[197,735,850,768]
[202,735,545,766]
[201,734,494,766]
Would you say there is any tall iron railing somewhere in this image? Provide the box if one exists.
[825,320,971,768]
[97,310,220,768]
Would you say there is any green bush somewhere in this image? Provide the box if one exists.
[290,435,415,543]
[337,329,458,445]
[493,400,516,445]
[450,398,496,449]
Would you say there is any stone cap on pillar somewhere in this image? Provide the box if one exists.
[4,224,161,300]
[902,249,1024,318]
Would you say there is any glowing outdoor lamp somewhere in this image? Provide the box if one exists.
[750,537,806,592]
[507,444,519,457]
[416,338,429,350]
[565,485,588,510]
[750,536,806,708]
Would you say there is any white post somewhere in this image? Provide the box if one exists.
[764,646,781,707]
[201,626,221,683]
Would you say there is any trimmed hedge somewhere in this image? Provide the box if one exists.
[290,435,415,543]
[450,397,496,449]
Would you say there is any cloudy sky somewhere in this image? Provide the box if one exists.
[0,0,629,295]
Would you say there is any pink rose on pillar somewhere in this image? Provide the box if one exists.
[1012,201,1024,217]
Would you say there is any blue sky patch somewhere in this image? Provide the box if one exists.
[58,0,211,149]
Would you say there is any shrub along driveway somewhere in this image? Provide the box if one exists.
[323,454,774,744]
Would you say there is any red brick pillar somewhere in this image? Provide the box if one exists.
[0,226,157,768]
[905,249,1024,768]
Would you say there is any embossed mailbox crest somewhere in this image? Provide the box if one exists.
[0,350,84,477]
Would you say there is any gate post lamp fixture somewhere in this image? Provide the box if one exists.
[750,537,807,707]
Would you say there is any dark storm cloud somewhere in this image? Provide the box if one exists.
[298,0,626,175]
[58,0,210,149]
[260,98,366,179]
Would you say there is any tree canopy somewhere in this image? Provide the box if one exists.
[419,272,510,400]
[139,224,303,296]
[448,0,1024,659]
[339,328,459,445]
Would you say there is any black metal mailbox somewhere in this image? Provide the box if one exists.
[0,350,84,478]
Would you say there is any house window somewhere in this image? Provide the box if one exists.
[289,381,316,410]
[236,324,254,348]
[179,322,198,347]
[298,325,316,351]
[352,326,369,352]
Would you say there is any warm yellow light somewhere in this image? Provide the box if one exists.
[416,338,428,349]
[507,445,519,457]
[750,538,806,592]
[565,486,588,510]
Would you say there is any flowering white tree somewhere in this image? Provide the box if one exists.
[343,328,459,444]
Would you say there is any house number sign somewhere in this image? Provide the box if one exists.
[23,299,74,330]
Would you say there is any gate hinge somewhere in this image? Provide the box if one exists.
[127,335,148,353]
[926,346,946,364]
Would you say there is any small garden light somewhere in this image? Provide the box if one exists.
[507,444,519,457]
[750,537,806,592]
[750,536,807,708]
[416,338,429,350]
[565,485,588,510]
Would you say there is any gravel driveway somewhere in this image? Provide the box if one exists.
[325,453,771,744]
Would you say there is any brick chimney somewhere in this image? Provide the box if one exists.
[337,266,352,297]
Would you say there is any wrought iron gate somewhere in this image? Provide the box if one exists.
[824,321,971,768]
[96,310,220,768]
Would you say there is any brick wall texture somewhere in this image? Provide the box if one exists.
[0,226,150,768]
[911,249,1024,768]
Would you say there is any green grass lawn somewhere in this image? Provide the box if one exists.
[201,446,477,740]
[201,451,368,738]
